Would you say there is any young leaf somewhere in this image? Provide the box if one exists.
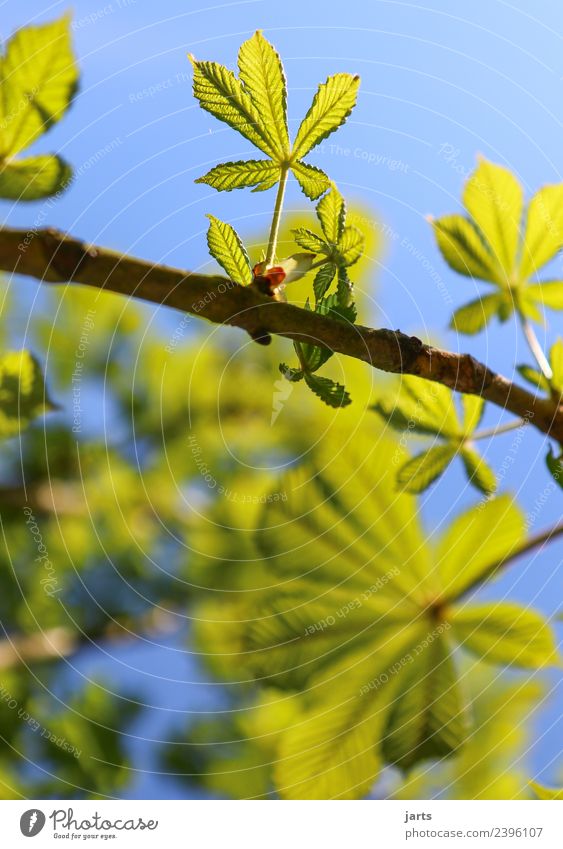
[292,73,360,160]
[461,446,497,495]
[304,373,351,407]
[313,262,336,301]
[0,16,78,156]
[237,31,290,159]
[530,782,563,800]
[337,225,364,266]
[195,159,280,192]
[206,215,252,285]
[438,495,526,602]
[461,395,485,435]
[550,338,563,394]
[526,281,563,310]
[462,158,523,277]
[396,444,457,493]
[0,350,57,438]
[290,161,331,200]
[451,603,558,668]
[0,154,71,200]
[279,362,303,382]
[291,227,329,254]
[449,293,507,334]
[317,186,345,244]
[520,184,563,278]
[432,214,499,283]
[190,57,276,158]
[382,636,468,771]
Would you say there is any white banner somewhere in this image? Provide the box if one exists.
[0,800,561,848]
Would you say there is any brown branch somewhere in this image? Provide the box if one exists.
[1,225,562,443]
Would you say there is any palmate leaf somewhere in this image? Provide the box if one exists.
[206,215,252,284]
[196,159,280,192]
[0,15,78,157]
[451,603,558,668]
[450,293,511,334]
[382,634,469,771]
[237,31,289,159]
[191,429,543,798]
[0,154,71,200]
[374,376,496,494]
[526,281,563,310]
[0,350,57,438]
[292,227,330,254]
[292,74,360,160]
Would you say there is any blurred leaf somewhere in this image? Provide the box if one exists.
[526,281,563,310]
[517,364,550,392]
[396,444,457,493]
[432,214,499,283]
[520,184,563,278]
[529,781,563,800]
[460,446,497,495]
[452,603,558,668]
[545,446,563,489]
[450,293,507,334]
[0,154,71,200]
[0,350,56,437]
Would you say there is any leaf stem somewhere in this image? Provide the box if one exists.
[451,519,563,603]
[472,418,529,441]
[265,165,289,266]
[520,316,553,381]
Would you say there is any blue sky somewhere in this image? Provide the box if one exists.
[3,0,562,797]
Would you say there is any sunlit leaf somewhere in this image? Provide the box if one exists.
[517,364,550,392]
[460,446,496,495]
[337,225,364,266]
[290,161,331,200]
[530,782,563,800]
[432,214,499,283]
[313,262,336,301]
[451,603,558,668]
[206,215,252,284]
[292,227,329,254]
[0,154,71,200]
[461,395,485,435]
[292,73,360,160]
[450,293,507,334]
[238,31,289,158]
[462,158,523,277]
[317,186,345,244]
[0,15,78,156]
[0,350,56,438]
[526,281,563,310]
[520,184,563,278]
[396,444,457,493]
[438,496,526,602]
[196,159,280,192]
[304,373,351,407]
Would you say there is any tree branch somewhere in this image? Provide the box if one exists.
[1,225,562,443]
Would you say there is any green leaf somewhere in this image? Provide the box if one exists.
[432,214,499,283]
[237,31,289,159]
[438,495,526,602]
[336,267,354,309]
[313,262,336,301]
[451,603,558,668]
[291,227,329,254]
[292,73,360,160]
[396,444,457,493]
[372,376,460,438]
[450,293,507,334]
[298,341,332,373]
[550,338,563,393]
[0,154,71,200]
[530,782,563,800]
[0,350,56,438]
[516,291,543,322]
[317,186,345,244]
[545,446,563,488]
[206,215,252,285]
[315,292,356,324]
[290,161,331,200]
[520,184,563,278]
[526,281,563,310]
[337,225,364,266]
[0,15,78,156]
[189,57,276,158]
[279,362,303,382]
[195,159,280,192]
[304,373,351,407]
[461,395,485,435]
[460,446,497,495]
[517,364,550,392]
[462,158,523,277]
[382,634,469,771]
